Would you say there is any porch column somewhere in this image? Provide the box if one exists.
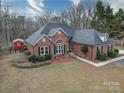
[92,46,97,60]
[54,45,56,55]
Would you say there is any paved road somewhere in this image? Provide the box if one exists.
[117,59,124,64]
[117,50,124,64]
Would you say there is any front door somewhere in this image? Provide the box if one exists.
[56,43,64,54]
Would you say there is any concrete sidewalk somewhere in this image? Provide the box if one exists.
[69,50,124,67]
[119,49,124,54]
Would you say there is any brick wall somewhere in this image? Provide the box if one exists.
[25,36,54,55]
[72,42,99,60]
[50,29,69,53]
[26,29,69,55]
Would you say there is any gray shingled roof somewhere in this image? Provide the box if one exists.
[48,28,59,36]
[38,23,74,37]
[26,23,113,46]
[25,23,74,46]
[72,29,113,45]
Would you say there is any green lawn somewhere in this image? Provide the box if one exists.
[0,53,124,93]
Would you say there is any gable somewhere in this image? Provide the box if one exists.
[40,23,74,37]
[25,23,75,46]
[34,35,54,46]
[48,28,69,37]
[50,29,69,43]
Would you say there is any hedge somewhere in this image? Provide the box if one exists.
[45,54,52,60]
[114,49,119,54]
[28,54,52,63]
[97,53,107,61]
[108,51,118,58]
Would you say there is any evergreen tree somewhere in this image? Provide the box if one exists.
[91,0,106,31]
[104,5,113,33]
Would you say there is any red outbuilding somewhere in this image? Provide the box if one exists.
[12,39,25,51]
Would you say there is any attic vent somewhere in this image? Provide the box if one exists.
[42,38,46,42]
[99,33,108,42]
[58,31,61,34]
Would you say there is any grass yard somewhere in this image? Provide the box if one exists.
[0,53,124,93]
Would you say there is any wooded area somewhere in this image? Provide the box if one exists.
[0,0,124,49]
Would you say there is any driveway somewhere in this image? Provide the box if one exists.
[116,59,124,64]
[117,50,124,64]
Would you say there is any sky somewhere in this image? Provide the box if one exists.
[2,0,124,17]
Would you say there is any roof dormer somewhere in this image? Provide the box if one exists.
[99,33,108,42]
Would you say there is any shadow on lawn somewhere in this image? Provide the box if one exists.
[11,60,51,69]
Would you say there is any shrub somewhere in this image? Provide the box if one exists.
[81,46,88,53]
[108,51,118,58]
[97,53,107,61]
[45,54,52,60]
[37,56,46,62]
[28,55,38,63]
[114,49,119,54]
[28,54,52,63]
[28,55,47,63]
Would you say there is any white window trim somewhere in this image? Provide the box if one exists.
[40,46,49,55]
[97,46,102,53]
[56,43,64,55]
[108,44,112,51]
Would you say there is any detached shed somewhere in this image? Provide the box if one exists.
[12,39,25,51]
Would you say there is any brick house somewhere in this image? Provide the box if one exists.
[25,23,113,60]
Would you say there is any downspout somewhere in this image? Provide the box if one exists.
[68,37,72,52]
[91,46,93,60]
[35,44,39,55]
[33,46,34,55]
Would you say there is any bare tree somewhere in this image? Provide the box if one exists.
[62,4,94,29]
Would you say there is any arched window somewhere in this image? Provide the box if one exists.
[56,40,63,43]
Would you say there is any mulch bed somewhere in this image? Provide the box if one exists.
[51,55,78,64]
[12,61,51,69]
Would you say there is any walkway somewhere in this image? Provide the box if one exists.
[69,51,124,67]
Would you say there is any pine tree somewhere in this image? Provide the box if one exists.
[104,5,113,33]
[91,0,106,31]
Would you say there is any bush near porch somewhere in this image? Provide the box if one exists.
[28,54,52,63]
[80,46,119,61]
[108,51,118,58]
[97,49,119,61]
[114,49,119,54]
[97,53,107,61]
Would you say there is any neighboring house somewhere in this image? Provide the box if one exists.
[25,22,113,60]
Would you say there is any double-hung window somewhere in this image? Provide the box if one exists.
[40,46,49,55]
